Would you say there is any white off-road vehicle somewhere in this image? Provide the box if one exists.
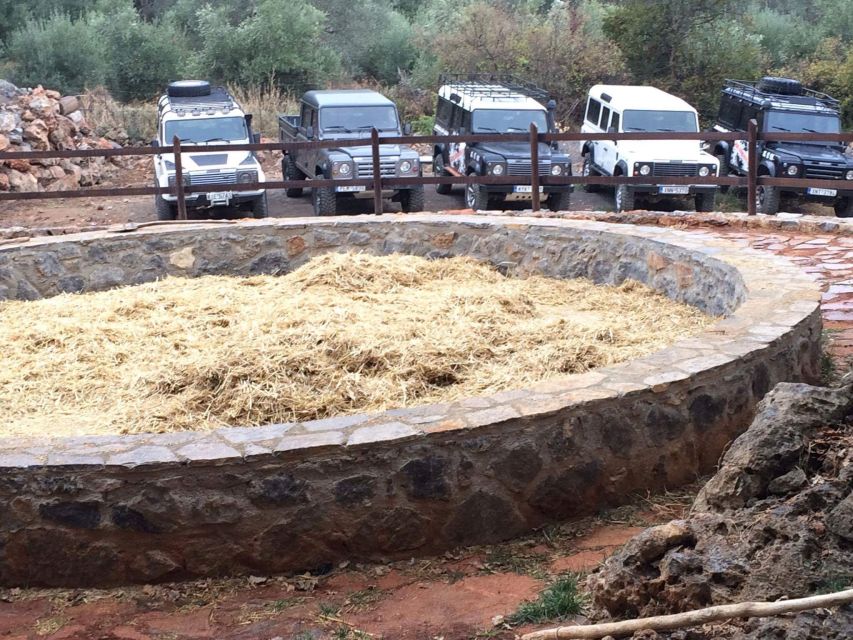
[580,85,719,212]
[152,81,267,219]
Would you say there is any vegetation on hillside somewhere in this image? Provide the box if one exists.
[1,0,852,127]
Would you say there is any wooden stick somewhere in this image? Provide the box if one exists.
[522,588,853,639]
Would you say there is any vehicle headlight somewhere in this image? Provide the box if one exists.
[846,170,853,180]
[698,166,710,177]
[167,173,190,187]
[489,162,505,176]
[786,165,799,176]
[399,160,413,174]
[551,164,563,176]
[331,161,353,178]
[238,170,258,184]
[639,164,651,176]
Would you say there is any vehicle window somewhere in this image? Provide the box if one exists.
[436,98,452,126]
[586,98,602,127]
[319,106,400,133]
[471,109,548,133]
[310,108,318,132]
[718,96,741,129]
[622,110,698,132]
[449,105,464,131]
[739,105,758,130]
[763,110,841,134]
[461,109,472,132]
[164,116,249,143]
[300,104,311,129]
[600,106,611,130]
[611,112,620,132]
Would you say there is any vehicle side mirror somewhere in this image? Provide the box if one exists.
[150,139,159,147]
[403,122,412,136]
[253,132,261,144]
[306,125,315,139]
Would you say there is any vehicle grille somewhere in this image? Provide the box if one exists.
[652,163,698,177]
[189,171,237,186]
[506,160,551,177]
[804,165,845,180]
[356,159,398,179]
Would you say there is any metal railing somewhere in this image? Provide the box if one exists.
[1,121,852,217]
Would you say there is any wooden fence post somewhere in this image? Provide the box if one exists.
[747,119,758,216]
[530,122,540,212]
[371,128,382,215]
[172,136,187,220]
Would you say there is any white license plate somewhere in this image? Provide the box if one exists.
[659,186,690,195]
[207,191,232,205]
[336,185,367,193]
[513,186,544,193]
[806,187,837,197]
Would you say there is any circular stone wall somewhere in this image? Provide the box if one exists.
[0,215,822,587]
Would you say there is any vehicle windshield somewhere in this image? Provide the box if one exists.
[164,117,248,143]
[320,106,400,133]
[764,110,841,134]
[472,109,548,133]
[622,110,698,132]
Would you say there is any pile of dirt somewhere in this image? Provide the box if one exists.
[0,80,125,193]
[0,252,712,437]
[586,375,853,639]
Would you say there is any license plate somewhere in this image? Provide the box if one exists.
[806,187,837,197]
[336,185,366,193]
[207,191,232,205]
[513,186,544,193]
[659,186,690,195]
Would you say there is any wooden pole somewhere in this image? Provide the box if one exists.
[172,136,187,220]
[747,118,758,216]
[530,122,541,212]
[522,588,853,640]
[371,128,383,215]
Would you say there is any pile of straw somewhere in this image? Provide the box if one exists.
[0,253,712,437]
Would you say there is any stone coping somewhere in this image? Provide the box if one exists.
[0,215,823,586]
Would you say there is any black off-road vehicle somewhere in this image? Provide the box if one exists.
[711,77,853,217]
[432,74,572,211]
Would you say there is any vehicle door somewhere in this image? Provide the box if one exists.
[448,104,467,174]
[298,103,318,176]
[730,103,757,174]
[580,97,604,171]
[596,106,619,174]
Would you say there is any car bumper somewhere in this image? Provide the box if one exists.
[780,185,853,201]
[484,185,574,196]
[626,184,717,196]
[162,190,265,206]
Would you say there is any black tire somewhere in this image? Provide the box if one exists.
[154,188,176,221]
[313,183,337,216]
[465,177,490,211]
[399,185,425,213]
[834,197,853,218]
[250,193,269,218]
[757,76,802,96]
[695,191,716,212]
[166,80,211,98]
[756,184,781,215]
[434,153,453,195]
[582,154,600,192]
[547,190,571,212]
[715,151,731,194]
[283,154,304,198]
[614,184,635,212]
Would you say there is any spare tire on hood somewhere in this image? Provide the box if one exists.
[166,80,211,98]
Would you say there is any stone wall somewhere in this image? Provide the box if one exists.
[0,215,822,587]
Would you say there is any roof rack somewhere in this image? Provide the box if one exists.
[439,73,550,104]
[723,79,840,111]
[158,86,237,116]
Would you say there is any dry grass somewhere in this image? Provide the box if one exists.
[0,253,713,438]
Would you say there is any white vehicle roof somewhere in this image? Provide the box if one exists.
[438,83,546,112]
[588,85,697,113]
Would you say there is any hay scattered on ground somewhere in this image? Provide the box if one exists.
[0,253,713,438]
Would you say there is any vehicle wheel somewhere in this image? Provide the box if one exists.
[695,191,716,212]
[756,184,781,215]
[283,155,304,198]
[834,197,853,218]
[399,185,425,213]
[582,154,600,192]
[614,184,635,212]
[251,193,269,218]
[155,189,176,221]
[434,153,452,195]
[465,178,489,211]
[166,80,211,98]
[313,183,337,216]
[547,190,571,212]
[715,152,730,193]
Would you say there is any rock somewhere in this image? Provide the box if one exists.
[0,134,7,151]
[768,467,808,495]
[621,521,694,565]
[826,492,853,541]
[58,96,79,115]
[0,79,18,99]
[0,111,19,133]
[7,169,37,192]
[22,119,50,150]
[0,172,9,191]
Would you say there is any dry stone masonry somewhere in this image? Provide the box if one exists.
[0,215,823,587]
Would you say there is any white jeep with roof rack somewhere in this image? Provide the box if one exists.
[580,85,719,213]
[152,80,267,220]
